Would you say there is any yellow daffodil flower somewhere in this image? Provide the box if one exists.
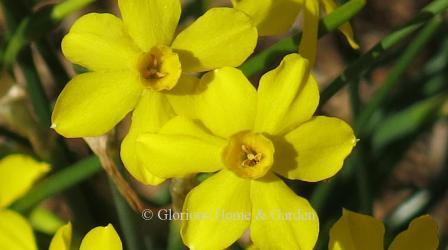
[52,0,258,139]
[232,0,359,65]
[0,210,122,250]
[329,209,439,250]
[0,154,50,208]
[136,53,357,249]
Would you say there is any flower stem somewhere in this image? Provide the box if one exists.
[167,220,184,250]
[110,179,145,250]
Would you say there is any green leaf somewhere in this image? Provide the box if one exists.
[320,0,448,105]
[355,16,443,135]
[10,156,101,213]
[372,95,446,149]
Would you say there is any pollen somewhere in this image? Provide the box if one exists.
[222,131,274,179]
[138,45,181,91]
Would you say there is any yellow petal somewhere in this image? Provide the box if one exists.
[181,169,251,249]
[52,71,143,138]
[329,209,384,250]
[388,215,439,250]
[274,116,356,182]
[62,13,141,71]
[299,0,320,66]
[254,53,318,135]
[0,154,50,208]
[137,116,226,178]
[172,8,257,73]
[49,223,72,250]
[250,174,319,250]
[120,90,171,185]
[165,74,201,118]
[0,209,37,250]
[80,224,122,250]
[232,0,301,36]
[281,75,319,133]
[321,0,359,49]
[118,0,181,51]
[195,67,257,138]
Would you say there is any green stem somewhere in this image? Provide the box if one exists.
[82,132,146,250]
[316,218,337,250]
[320,0,448,105]
[240,0,366,77]
[109,179,145,250]
[348,80,361,116]
[354,148,372,214]
[348,72,370,215]
[167,220,184,250]
[355,16,442,134]
[10,156,101,213]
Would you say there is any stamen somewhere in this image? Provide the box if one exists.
[142,54,167,80]
[241,145,262,167]
[222,131,274,179]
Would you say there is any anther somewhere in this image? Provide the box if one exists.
[241,145,262,167]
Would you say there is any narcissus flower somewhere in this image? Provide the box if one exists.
[136,53,356,249]
[52,0,257,138]
[232,0,359,65]
[330,209,439,250]
[0,154,50,208]
[0,210,122,250]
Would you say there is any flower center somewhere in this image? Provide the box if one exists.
[241,145,262,167]
[138,45,181,91]
[222,131,275,179]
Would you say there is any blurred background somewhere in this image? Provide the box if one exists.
[0,0,447,249]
